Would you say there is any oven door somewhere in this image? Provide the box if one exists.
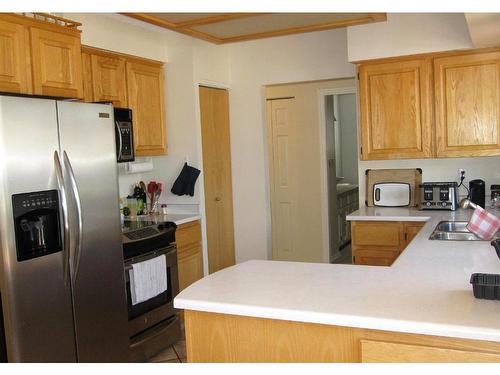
[124,245,179,337]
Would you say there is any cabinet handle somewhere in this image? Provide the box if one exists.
[215,197,221,201]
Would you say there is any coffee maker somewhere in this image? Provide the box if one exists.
[469,179,486,209]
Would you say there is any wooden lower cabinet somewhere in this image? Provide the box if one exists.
[351,221,425,266]
[404,221,426,245]
[176,220,204,292]
[361,339,500,363]
[184,311,500,363]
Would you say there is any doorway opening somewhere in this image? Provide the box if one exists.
[321,91,359,264]
[265,78,357,264]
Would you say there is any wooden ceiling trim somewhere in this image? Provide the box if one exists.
[121,12,387,45]
[175,13,267,27]
[218,13,387,44]
[121,12,223,44]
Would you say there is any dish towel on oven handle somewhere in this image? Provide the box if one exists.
[466,206,500,241]
[129,255,168,306]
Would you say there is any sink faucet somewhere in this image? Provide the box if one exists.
[459,198,478,209]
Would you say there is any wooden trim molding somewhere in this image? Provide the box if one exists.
[82,45,165,66]
[121,13,387,45]
[121,13,222,44]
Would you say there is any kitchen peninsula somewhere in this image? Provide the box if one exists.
[174,208,500,362]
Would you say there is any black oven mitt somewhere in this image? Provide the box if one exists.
[171,162,201,197]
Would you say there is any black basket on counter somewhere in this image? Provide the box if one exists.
[470,273,500,300]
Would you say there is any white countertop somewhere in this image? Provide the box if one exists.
[174,207,500,342]
[124,213,200,226]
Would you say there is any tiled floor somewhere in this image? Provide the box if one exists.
[150,325,187,363]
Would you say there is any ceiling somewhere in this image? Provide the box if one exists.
[122,13,387,44]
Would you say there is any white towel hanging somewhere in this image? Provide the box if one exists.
[129,255,168,305]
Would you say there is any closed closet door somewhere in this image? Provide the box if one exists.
[267,98,299,261]
[199,86,236,273]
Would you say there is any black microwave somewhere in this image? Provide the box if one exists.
[114,108,135,163]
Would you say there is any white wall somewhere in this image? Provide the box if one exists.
[347,13,473,61]
[227,29,355,262]
[465,13,500,48]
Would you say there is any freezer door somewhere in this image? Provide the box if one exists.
[57,101,129,362]
[0,95,76,362]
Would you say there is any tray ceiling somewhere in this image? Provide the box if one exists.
[123,13,387,44]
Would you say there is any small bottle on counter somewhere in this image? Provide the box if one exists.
[161,204,168,215]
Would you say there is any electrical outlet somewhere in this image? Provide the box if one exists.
[458,168,466,181]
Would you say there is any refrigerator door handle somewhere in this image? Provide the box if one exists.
[115,121,123,160]
[63,150,83,284]
[54,150,71,287]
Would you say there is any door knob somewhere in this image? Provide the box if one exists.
[215,197,221,201]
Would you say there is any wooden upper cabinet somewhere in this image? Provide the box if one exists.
[358,58,434,160]
[434,50,500,157]
[126,60,167,156]
[90,52,127,107]
[81,50,93,102]
[0,18,31,94]
[30,27,83,98]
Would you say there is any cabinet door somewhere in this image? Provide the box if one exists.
[361,339,500,363]
[176,221,204,292]
[91,53,127,107]
[352,221,404,249]
[176,221,202,249]
[126,60,166,156]
[351,221,405,266]
[404,222,425,246]
[354,250,400,266]
[177,244,204,292]
[30,27,83,98]
[435,51,500,157]
[81,50,93,102]
[0,18,31,94]
[359,58,433,160]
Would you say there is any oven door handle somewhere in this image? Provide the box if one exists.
[54,150,71,287]
[124,246,176,269]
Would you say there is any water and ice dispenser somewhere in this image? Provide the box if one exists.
[12,190,61,261]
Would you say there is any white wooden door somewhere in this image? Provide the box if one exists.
[267,98,299,261]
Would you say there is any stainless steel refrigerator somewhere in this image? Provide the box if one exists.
[0,95,129,362]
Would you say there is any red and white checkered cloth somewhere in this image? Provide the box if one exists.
[466,206,500,240]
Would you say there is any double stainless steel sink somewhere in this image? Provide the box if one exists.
[429,221,483,241]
